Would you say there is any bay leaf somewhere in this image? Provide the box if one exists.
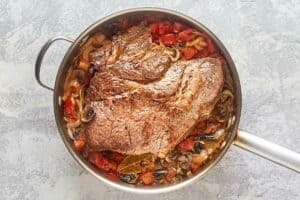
[117,153,153,174]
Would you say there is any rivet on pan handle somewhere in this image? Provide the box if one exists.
[35,36,74,91]
[234,130,300,173]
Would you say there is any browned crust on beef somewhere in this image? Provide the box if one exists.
[83,25,224,157]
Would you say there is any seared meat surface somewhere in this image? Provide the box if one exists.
[86,25,171,100]
[84,25,224,157]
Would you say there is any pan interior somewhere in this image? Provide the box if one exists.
[53,8,242,193]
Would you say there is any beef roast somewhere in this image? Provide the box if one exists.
[83,25,224,157]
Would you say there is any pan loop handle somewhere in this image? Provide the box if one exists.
[35,36,74,91]
[234,130,300,173]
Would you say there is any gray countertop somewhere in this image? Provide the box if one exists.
[0,0,299,199]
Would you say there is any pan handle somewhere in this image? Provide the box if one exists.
[233,130,300,172]
[35,36,74,91]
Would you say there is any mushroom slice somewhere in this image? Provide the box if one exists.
[81,106,96,123]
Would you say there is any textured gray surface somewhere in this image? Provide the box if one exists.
[0,0,299,199]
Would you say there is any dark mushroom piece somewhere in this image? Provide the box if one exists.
[176,41,185,48]
[120,173,138,184]
[165,150,179,163]
[153,169,168,180]
[195,134,216,141]
[195,128,225,141]
[81,106,96,123]
[177,153,192,170]
[193,141,205,153]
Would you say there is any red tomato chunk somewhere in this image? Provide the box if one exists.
[150,23,159,34]
[160,33,178,46]
[190,163,198,173]
[177,137,194,152]
[178,28,194,41]
[139,172,154,185]
[165,167,176,182]
[88,152,117,172]
[158,21,173,35]
[173,22,185,33]
[63,97,77,120]
[181,46,198,60]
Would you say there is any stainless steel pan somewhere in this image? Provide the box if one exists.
[35,8,300,193]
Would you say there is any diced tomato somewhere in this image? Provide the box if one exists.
[88,152,117,172]
[160,33,178,46]
[150,23,159,34]
[63,97,77,120]
[139,172,154,185]
[173,22,186,33]
[165,167,176,182]
[104,171,120,181]
[74,139,85,151]
[178,28,194,41]
[206,37,216,54]
[158,21,173,35]
[177,137,195,152]
[181,46,198,60]
[190,163,198,173]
